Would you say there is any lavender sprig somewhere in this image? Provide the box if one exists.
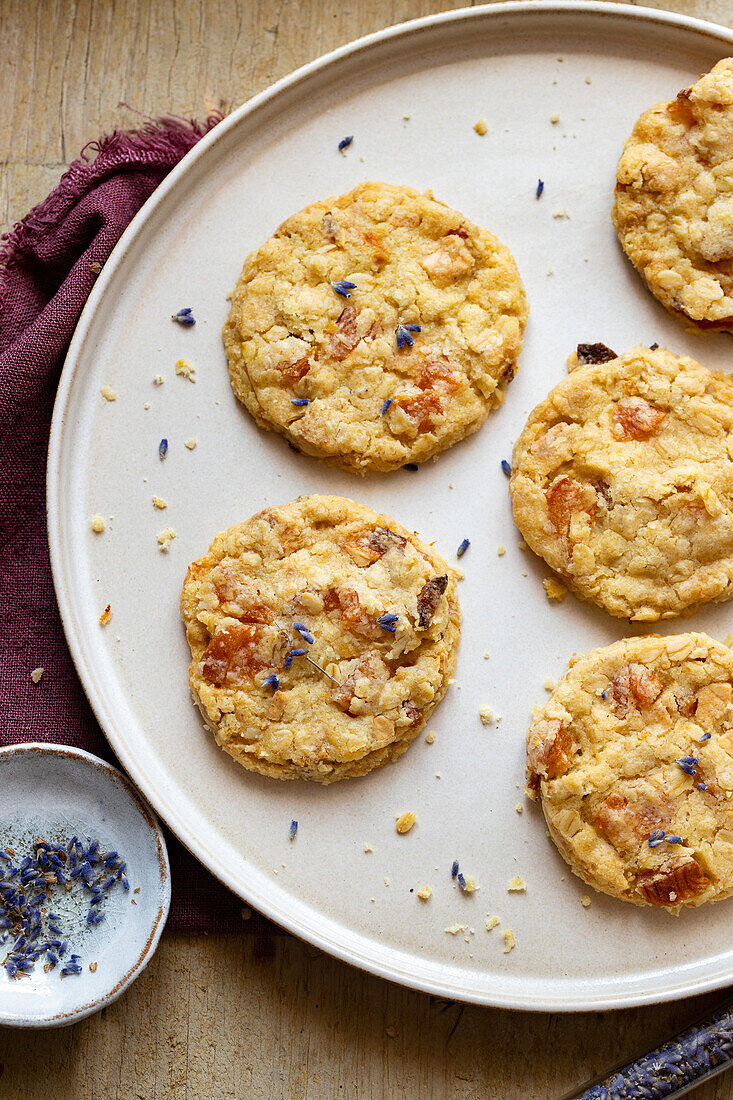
[332,280,357,298]
[396,323,422,349]
[376,613,399,633]
[171,307,195,326]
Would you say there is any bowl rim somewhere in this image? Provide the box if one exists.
[0,741,171,1028]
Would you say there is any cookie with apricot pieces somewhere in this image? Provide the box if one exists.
[223,181,527,473]
[180,495,460,782]
[613,58,733,331]
[510,344,733,620]
[527,632,733,912]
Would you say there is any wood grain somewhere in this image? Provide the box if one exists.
[2,1,733,1097]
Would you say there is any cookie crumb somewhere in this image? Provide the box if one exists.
[396,811,416,834]
[462,875,478,893]
[153,375,164,386]
[515,803,523,815]
[184,438,198,450]
[725,632,733,649]
[479,704,500,726]
[89,961,98,973]
[581,895,592,908]
[99,604,112,626]
[100,385,116,401]
[444,923,467,935]
[483,652,490,660]
[503,929,516,953]
[543,577,567,602]
[497,544,506,557]
[550,113,560,124]
[473,118,488,135]
[90,514,105,533]
[175,358,196,382]
[486,915,500,931]
[585,76,591,84]
[363,843,373,853]
[417,885,432,900]
[152,496,168,510]
[157,527,177,551]
[30,667,44,684]
[507,876,526,892]
[383,877,390,887]
[543,677,557,692]
[425,731,435,744]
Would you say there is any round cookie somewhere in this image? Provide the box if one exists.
[180,495,460,782]
[510,344,733,621]
[613,59,733,331]
[223,181,527,473]
[527,633,733,912]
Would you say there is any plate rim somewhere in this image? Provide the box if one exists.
[47,0,733,1011]
[0,742,171,1028]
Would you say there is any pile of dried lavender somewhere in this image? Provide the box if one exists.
[0,836,129,979]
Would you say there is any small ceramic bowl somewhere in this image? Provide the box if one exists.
[0,742,170,1027]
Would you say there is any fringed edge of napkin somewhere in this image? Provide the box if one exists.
[0,111,224,308]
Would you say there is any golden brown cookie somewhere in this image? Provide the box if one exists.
[180,495,460,782]
[527,633,733,912]
[223,181,527,473]
[613,58,733,331]
[510,344,733,620]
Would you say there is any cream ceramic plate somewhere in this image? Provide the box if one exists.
[48,3,733,1010]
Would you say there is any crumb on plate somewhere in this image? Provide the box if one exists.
[543,577,567,602]
[100,385,116,401]
[99,604,112,626]
[90,514,105,533]
[396,811,416,834]
[503,929,516,953]
[152,496,167,510]
[473,118,488,135]
[157,527,177,551]
[417,885,432,900]
[175,358,196,382]
[507,876,526,892]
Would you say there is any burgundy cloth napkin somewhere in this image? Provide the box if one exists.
[0,115,277,936]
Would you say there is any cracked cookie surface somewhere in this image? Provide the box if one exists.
[527,633,733,912]
[613,58,733,331]
[223,181,527,473]
[510,344,733,620]
[181,494,460,782]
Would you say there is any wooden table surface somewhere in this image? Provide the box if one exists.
[2,1,733,1096]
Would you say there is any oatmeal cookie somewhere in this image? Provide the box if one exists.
[180,495,460,782]
[613,58,733,331]
[527,633,733,912]
[510,344,733,620]
[223,181,527,473]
